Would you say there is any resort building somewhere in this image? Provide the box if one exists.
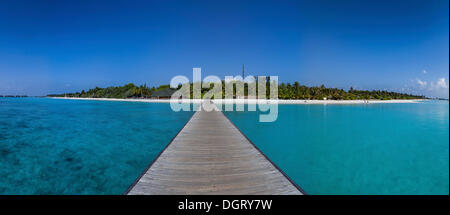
[150,88,176,99]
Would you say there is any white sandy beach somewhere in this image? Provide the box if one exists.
[50,97,424,104]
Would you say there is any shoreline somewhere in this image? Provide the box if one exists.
[49,97,425,104]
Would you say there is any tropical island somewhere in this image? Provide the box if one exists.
[47,82,426,100]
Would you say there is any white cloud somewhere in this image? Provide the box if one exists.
[429,78,449,98]
[411,77,449,98]
[423,70,427,74]
[416,79,427,88]
[435,78,448,89]
[416,78,448,90]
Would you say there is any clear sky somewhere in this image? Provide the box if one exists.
[0,0,448,98]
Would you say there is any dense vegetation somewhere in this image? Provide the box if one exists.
[47,83,168,99]
[48,81,426,100]
[277,82,425,100]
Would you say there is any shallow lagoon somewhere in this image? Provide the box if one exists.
[224,101,449,194]
[1,98,448,194]
[0,98,193,194]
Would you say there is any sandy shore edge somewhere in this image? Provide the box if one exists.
[50,97,425,104]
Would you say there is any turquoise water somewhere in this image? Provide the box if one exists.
[0,98,193,194]
[224,101,449,195]
[1,98,448,195]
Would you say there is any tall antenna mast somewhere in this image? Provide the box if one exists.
[242,64,245,78]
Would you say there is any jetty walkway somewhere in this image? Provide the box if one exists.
[126,102,303,195]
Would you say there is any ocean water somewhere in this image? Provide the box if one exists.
[224,101,449,194]
[1,98,448,195]
[0,98,193,194]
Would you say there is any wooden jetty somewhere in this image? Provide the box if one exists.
[126,102,304,195]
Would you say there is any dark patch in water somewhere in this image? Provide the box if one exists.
[0,133,6,141]
[15,140,30,148]
[16,121,29,129]
[58,149,79,164]
[72,166,82,171]
[0,148,11,156]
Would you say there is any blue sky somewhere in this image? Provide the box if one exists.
[0,0,448,98]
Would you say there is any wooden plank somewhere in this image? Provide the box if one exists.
[126,102,304,195]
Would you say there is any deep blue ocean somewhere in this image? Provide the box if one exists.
[0,98,448,194]
[224,101,449,194]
